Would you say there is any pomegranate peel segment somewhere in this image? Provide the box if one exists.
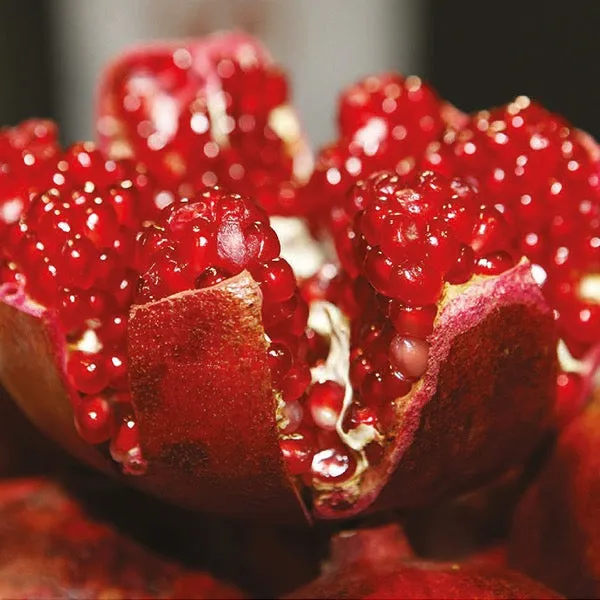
[128,271,310,522]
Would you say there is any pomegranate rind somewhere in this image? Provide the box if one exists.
[128,271,310,522]
[0,477,245,599]
[285,524,562,599]
[508,392,600,598]
[0,287,112,475]
[315,262,557,518]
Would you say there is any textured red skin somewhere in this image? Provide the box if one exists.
[128,272,308,522]
[0,262,556,522]
[286,524,562,599]
[0,477,244,599]
[508,393,600,598]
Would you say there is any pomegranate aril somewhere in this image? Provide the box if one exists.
[251,258,296,304]
[267,342,293,385]
[68,352,109,395]
[280,400,304,434]
[382,368,413,399]
[389,335,430,379]
[280,363,312,403]
[391,263,444,306]
[195,266,230,289]
[311,445,357,484]
[280,434,315,476]
[110,416,146,475]
[474,251,515,276]
[389,303,436,338]
[445,245,475,284]
[74,395,114,445]
[306,381,345,431]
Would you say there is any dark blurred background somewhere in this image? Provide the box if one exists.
[1,0,599,145]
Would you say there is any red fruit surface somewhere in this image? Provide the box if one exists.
[0,477,244,599]
[97,31,312,215]
[508,391,600,598]
[286,523,561,599]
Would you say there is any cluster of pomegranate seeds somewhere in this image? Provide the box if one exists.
[303,73,447,218]
[0,120,61,236]
[421,96,600,408]
[1,141,156,474]
[327,170,517,440]
[99,36,310,215]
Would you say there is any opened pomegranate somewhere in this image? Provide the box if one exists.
[97,31,312,215]
[508,388,600,598]
[420,97,600,425]
[285,523,562,599]
[0,115,557,523]
[0,476,244,599]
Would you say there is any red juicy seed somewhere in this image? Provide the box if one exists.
[391,263,444,306]
[106,352,129,390]
[364,248,396,297]
[389,336,430,380]
[109,187,139,228]
[311,445,357,484]
[138,251,190,302]
[343,404,378,432]
[68,352,109,395]
[474,252,516,276]
[250,258,296,304]
[306,381,345,431]
[110,416,146,474]
[280,432,315,476]
[96,314,128,346]
[445,245,475,284]
[280,363,312,403]
[388,303,437,338]
[382,367,414,398]
[84,200,120,247]
[349,354,373,387]
[195,266,230,289]
[267,342,293,385]
[555,371,584,427]
[560,301,600,344]
[74,395,114,445]
[58,238,96,289]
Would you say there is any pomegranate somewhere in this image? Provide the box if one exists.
[97,31,312,216]
[285,523,562,599]
[508,389,600,598]
[0,134,556,521]
[420,97,600,425]
[0,476,244,599]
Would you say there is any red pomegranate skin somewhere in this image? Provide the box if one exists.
[285,524,562,599]
[508,392,600,598]
[0,477,244,599]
